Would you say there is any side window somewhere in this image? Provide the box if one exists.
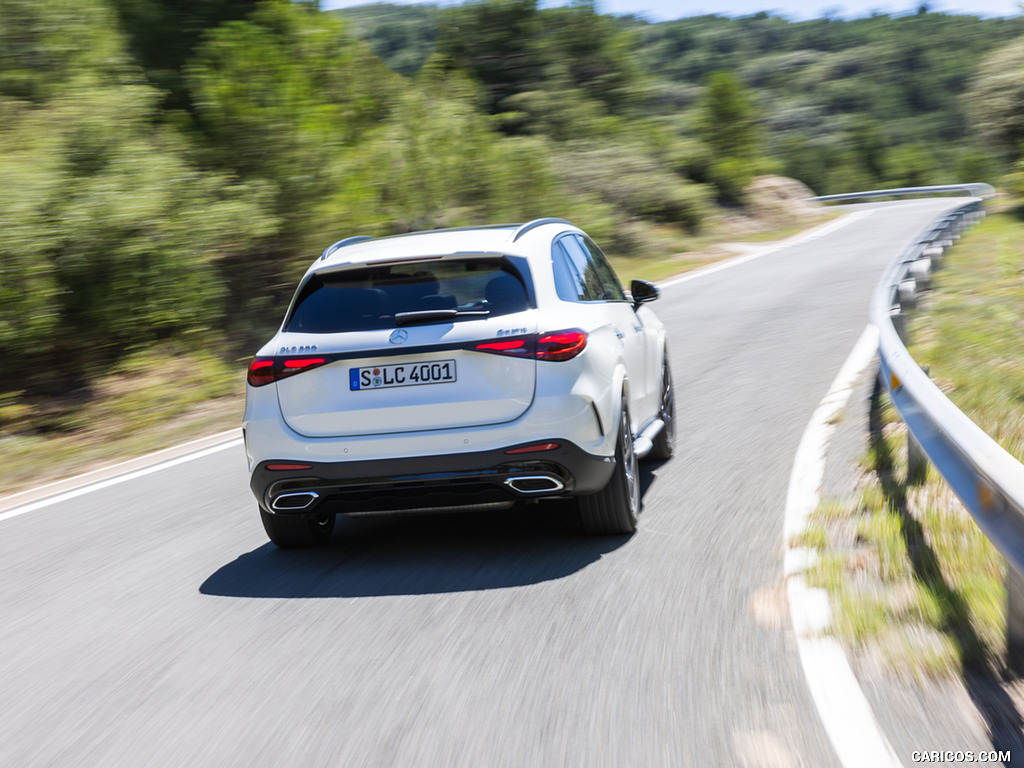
[551,234,625,303]
[564,235,612,301]
[578,235,626,301]
[552,240,593,302]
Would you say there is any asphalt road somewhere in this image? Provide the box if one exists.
[0,198,968,768]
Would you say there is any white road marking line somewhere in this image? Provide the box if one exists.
[0,437,243,523]
[0,428,242,505]
[660,210,872,289]
[783,323,904,768]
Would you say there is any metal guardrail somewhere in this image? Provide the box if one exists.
[812,183,996,203]
[859,183,1024,667]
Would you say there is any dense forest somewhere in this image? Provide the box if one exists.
[2,0,1024,413]
[340,3,1024,193]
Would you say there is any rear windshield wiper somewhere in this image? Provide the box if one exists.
[394,309,489,326]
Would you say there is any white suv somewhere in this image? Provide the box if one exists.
[243,218,674,547]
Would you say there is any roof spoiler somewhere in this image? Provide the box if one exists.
[510,218,574,243]
[320,236,374,261]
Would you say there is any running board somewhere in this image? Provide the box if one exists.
[633,418,665,460]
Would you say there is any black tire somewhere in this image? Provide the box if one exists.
[579,397,640,535]
[647,358,675,461]
[259,507,336,548]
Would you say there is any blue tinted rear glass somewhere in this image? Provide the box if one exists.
[286,259,530,333]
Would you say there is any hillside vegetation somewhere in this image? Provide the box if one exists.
[2,0,1024,455]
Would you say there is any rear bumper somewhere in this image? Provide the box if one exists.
[250,440,614,516]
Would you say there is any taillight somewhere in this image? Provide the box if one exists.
[473,338,533,356]
[283,357,327,371]
[536,330,587,361]
[247,358,277,387]
[470,330,587,361]
[247,356,329,387]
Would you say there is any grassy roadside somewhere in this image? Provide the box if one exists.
[804,392,1005,681]
[0,346,245,497]
[0,209,836,499]
[801,207,1024,681]
[910,210,1024,463]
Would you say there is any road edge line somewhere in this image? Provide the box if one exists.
[0,430,243,521]
[783,323,905,768]
[660,210,871,289]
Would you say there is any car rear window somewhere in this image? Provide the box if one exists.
[285,258,532,334]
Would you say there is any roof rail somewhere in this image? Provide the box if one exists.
[510,218,574,243]
[320,235,374,261]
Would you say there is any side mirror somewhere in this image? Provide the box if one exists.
[630,279,659,307]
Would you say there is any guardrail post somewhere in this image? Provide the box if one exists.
[923,245,943,271]
[906,365,930,486]
[910,257,932,290]
[889,307,909,345]
[1007,566,1024,673]
[897,279,917,310]
[907,429,928,486]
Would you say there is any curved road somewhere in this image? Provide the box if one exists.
[0,198,967,767]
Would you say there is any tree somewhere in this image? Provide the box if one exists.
[106,0,260,111]
[538,1,645,114]
[0,0,274,393]
[433,0,644,122]
[695,71,759,162]
[0,0,128,103]
[187,0,401,315]
[694,71,762,202]
[434,0,545,114]
[963,39,1024,162]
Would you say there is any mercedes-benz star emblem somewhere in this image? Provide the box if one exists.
[389,329,408,345]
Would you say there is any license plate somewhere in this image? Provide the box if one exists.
[350,360,457,390]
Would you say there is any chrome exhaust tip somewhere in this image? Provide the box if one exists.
[504,475,565,495]
[271,491,321,512]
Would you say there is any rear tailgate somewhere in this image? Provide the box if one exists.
[276,317,537,437]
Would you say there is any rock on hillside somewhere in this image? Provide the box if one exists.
[745,175,823,222]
